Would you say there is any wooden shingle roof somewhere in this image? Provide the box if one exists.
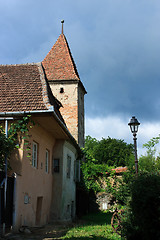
[42,34,80,81]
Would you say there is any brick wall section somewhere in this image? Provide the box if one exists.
[60,104,78,141]
[50,83,79,142]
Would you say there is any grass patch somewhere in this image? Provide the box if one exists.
[61,212,121,240]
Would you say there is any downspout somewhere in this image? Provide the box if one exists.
[12,173,17,230]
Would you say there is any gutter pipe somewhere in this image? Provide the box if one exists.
[0,109,81,154]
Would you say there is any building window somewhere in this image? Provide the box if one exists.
[67,155,71,178]
[32,141,38,168]
[45,149,49,173]
[53,158,60,173]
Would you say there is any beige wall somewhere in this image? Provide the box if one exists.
[12,123,55,229]
[10,118,78,229]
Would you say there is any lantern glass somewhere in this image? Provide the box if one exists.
[128,116,140,134]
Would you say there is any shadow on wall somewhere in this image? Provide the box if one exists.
[0,171,15,228]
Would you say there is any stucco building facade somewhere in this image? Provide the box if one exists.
[0,24,86,230]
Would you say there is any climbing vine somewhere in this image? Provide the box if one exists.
[0,115,34,170]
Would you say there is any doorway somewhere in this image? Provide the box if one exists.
[35,196,43,226]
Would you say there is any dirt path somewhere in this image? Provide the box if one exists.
[0,222,76,240]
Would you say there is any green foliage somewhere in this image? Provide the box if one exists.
[81,147,112,192]
[81,135,134,195]
[139,135,160,172]
[105,169,135,207]
[0,115,33,170]
[85,135,134,167]
[143,136,160,157]
[121,173,160,240]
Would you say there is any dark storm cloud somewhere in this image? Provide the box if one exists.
[1,0,160,123]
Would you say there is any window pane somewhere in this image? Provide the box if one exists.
[45,150,50,173]
[32,142,38,168]
[53,159,60,173]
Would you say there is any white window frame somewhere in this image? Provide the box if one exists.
[32,141,38,168]
[45,149,49,173]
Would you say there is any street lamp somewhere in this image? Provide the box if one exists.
[128,116,140,175]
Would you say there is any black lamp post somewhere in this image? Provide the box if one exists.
[128,116,140,175]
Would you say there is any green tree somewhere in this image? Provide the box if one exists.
[80,136,134,194]
[0,115,33,170]
[81,147,113,193]
[84,135,98,158]
[139,136,160,172]
[85,136,134,167]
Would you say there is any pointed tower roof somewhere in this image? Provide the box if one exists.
[42,28,80,81]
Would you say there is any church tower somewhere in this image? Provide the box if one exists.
[42,21,87,147]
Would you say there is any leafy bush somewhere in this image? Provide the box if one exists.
[80,148,113,192]
[121,173,160,240]
[105,169,135,208]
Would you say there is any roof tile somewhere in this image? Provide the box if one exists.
[0,64,48,112]
[42,34,80,81]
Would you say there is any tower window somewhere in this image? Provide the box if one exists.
[60,87,64,93]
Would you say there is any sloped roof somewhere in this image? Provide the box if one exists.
[42,34,80,81]
[0,62,80,151]
[0,63,62,116]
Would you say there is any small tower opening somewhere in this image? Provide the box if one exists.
[60,87,64,93]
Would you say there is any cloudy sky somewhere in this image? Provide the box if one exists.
[1,0,160,155]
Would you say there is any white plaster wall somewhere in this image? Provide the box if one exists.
[61,141,77,220]
[50,140,77,222]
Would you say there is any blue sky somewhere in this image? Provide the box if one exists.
[1,0,160,155]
